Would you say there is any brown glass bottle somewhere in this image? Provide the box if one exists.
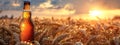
[20,0,34,42]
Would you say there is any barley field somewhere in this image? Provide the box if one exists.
[0,16,120,45]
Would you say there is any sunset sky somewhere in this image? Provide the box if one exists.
[0,0,120,17]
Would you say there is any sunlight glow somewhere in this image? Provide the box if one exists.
[89,10,102,16]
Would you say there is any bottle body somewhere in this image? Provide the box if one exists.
[20,18,34,42]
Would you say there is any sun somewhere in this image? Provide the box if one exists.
[89,10,102,16]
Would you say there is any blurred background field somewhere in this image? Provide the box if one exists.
[0,15,120,45]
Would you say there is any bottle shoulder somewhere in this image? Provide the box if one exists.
[21,19,33,24]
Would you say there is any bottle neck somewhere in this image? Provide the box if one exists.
[24,1,30,10]
[23,11,31,20]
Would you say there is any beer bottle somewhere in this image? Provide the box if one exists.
[20,0,34,42]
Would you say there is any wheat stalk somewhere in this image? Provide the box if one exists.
[52,33,69,45]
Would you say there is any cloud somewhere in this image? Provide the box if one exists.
[33,8,75,15]
[33,0,76,16]
[0,0,22,10]
[11,0,21,7]
[39,0,54,8]
[63,3,74,10]
[88,0,120,9]
[12,3,20,7]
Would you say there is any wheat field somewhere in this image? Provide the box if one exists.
[0,16,120,45]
